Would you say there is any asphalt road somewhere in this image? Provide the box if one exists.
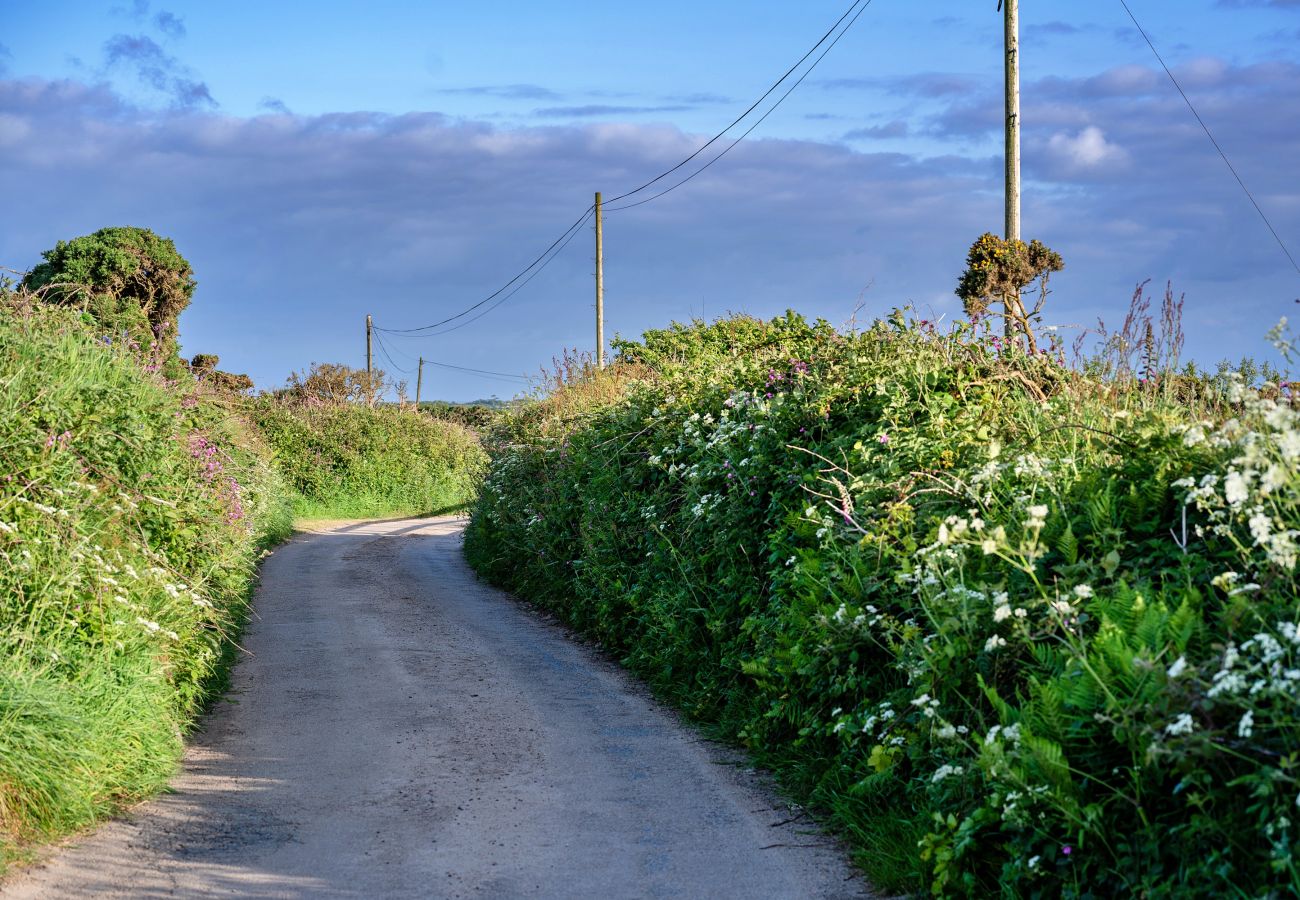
[3,517,874,899]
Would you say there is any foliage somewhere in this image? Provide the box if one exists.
[956,232,1063,353]
[189,353,253,394]
[0,295,292,871]
[465,310,1300,897]
[417,400,505,431]
[278,361,388,407]
[20,227,196,372]
[250,396,487,520]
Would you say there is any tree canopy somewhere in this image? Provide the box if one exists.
[22,226,196,361]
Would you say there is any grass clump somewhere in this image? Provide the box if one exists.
[0,296,292,872]
[249,397,487,520]
[466,309,1300,896]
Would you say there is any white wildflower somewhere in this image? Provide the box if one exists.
[993,604,1013,623]
[931,764,963,783]
[1165,713,1196,736]
[1167,656,1188,679]
[1224,470,1249,506]
[1238,709,1255,738]
[984,635,1008,652]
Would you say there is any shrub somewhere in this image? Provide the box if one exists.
[465,310,1299,896]
[20,226,196,371]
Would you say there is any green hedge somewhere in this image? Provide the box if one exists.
[250,399,487,519]
[465,312,1300,896]
[0,300,292,870]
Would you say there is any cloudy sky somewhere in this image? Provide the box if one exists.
[2,1,1298,399]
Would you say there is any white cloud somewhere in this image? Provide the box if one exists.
[1046,126,1128,172]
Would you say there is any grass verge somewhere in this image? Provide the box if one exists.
[0,298,292,873]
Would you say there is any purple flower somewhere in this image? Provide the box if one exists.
[1062,845,1073,856]
[877,432,890,445]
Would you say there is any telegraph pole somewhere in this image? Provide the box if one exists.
[594,191,605,367]
[415,356,424,407]
[1003,0,1023,338]
[366,314,373,374]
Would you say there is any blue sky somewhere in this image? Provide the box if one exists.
[2,0,1298,399]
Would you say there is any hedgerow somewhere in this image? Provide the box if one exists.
[0,296,293,871]
[465,311,1300,896]
[249,397,487,520]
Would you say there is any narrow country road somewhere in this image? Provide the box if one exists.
[3,517,873,899]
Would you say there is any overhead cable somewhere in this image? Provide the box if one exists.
[606,0,875,212]
[1117,0,1300,278]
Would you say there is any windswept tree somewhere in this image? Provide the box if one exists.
[282,362,388,407]
[190,353,254,394]
[956,232,1063,353]
[21,226,196,366]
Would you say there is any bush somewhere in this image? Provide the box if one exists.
[20,226,196,371]
[250,397,487,519]
[0,296,291,870]
[465,311,1300,896]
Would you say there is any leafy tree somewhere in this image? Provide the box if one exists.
[21,227,196,364]
[956,232,1063,352]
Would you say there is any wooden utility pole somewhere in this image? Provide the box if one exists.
[594,191,605,367]
[415,356,424,408]
[1003,0,1024,338]
[366,314,373,374]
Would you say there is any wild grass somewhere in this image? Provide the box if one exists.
[0,298,292,872]
[249,398,487,521]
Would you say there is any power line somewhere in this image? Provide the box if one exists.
[423,359,530,381]
[377,0,875,337]
[371,329,413,374]
[380,208,595,340]
[1117,0,1300,279]
[377,204,595,335]
[604,0,871,205]
[378,327,528,382]
[606,0,874,213]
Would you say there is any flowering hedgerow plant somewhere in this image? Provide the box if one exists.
[467,310,1299,896]
[0,298,292,868]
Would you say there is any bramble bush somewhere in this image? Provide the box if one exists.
[466,310,1300,896]
[0,294,292,871]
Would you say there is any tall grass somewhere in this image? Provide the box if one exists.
[249,398,487,520]
[0,298,292,871]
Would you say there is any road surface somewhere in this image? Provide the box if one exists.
[3,517,873,899]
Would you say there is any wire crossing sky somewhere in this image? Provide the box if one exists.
[2,1,1298,398]
[377,0,877,340]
